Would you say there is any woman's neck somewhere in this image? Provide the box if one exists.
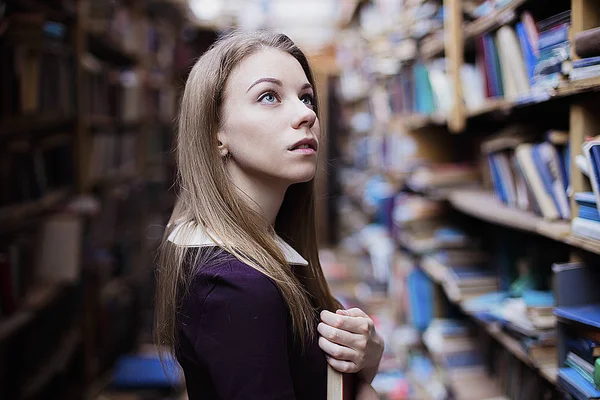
[227,165,287,226]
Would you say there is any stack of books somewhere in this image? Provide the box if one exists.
[533,11,571,89]
[572,139,600,240]
[443,263,499,303]
[407,163,480,193]
[482,128,570,219]
[554,261,600,399]
[464,10,572,105]
[571,26,600,80]
[388,59,454,118]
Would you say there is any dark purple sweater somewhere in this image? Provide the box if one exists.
[176,256,327,399]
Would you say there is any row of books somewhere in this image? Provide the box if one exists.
[0,14,76,119]
[0,138,74,207]
[570,26,600,81]
[82,53,177,124]
[462,10,571,107]
[86,0,175,63]
[571,138,600,241]
[89,132,138,183]
[0,213,82,318]
[482,126,570,220]
[388,59,453,117]
[552,262,600,399]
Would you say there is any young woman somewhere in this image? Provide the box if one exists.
[155,30,384,399]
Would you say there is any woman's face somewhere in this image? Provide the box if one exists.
[219,48,320,186]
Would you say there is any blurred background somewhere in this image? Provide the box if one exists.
[2,0,600,399]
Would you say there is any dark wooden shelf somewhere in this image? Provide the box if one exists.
[0,114,76,139]
[21,324,82,399]
[0,189,72,234]
[464,0,527,41]
[12,0,77,22]
[87,31,139,66]
[0,284,65,344]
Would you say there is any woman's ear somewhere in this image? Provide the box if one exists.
[217,133,229,157]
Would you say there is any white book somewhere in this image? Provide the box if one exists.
[515,144,560,219]
[497,26,531,97]
[572,217,600,241]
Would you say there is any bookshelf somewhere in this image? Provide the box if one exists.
[419,254,559,385]
[335,0,600,397]
[0,0,185,398]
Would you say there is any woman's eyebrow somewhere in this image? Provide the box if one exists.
[301,83,313,91]
[246,77,282,92]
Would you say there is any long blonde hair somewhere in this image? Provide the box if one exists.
[154,30,340,355]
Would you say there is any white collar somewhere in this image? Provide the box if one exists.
[167,222,309,266]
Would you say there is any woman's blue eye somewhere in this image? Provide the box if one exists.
[301,94,314,107]
[259,92,277,103]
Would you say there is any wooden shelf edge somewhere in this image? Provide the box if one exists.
[0,114,76,138]
[448,188,575,246]
[21,325,82,399]
[464,0,527,40]
[0,283,66,344]
[420,253,559,386]
[0,189,72,233]
[87,30,139,66]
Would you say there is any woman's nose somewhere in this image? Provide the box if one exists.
[291,99,317,130]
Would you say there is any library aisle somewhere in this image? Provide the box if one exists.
[2,0,600,399]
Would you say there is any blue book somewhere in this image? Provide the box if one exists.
[110,354,182,389]
[558,367,600,400]
[554,304,600,329]
[566,337,600,365]
[561,143,570,190]
[488,154,508,204]
[449,267,496,279]
[538,23,569,50]
[516,22,538,85]
[575,192,596,206]
[523,290,554,307]
[413,63,435,115]
[483,34,503,97]
[573,57,600,69]
[579,205,600,222]
[443,351,484,368]
[531,144,563,216]
[408,268,434,331]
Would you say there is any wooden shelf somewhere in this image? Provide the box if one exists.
[447,189,600,256]
[21,325,82,399]
[419,255,558,386]
[390,113,447,131]
[0,284,65,344]
[0,114,76,139]
[464,0,527,40]
[396,76,600,132]
[466,98,513,119]
[0,189,72,234]
[421,33,444,60]
[87,31,138,66]
[448,188,571,240]
[13,0,77,22]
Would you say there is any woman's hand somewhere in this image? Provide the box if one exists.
[318,308,384,384]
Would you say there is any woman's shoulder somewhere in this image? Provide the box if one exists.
[188,254,284,307]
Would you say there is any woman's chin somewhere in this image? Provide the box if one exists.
[285,168,317,185]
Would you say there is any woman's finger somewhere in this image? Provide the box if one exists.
[320,310,372,335]
[325,355,360,374]
[318,336,357,362]
[318,322,364,349]
[337,307,369,318]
